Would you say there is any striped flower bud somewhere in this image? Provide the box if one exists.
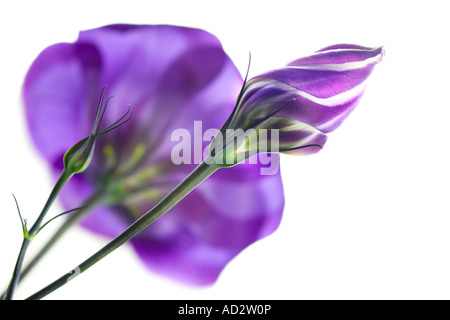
[212,44,384,163]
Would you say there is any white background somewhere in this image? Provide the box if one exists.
[1,0,449,300]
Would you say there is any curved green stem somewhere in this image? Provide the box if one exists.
[3,169,73,300]
[26,160,219,300]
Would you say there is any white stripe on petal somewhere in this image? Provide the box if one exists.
[246,78,368,107]
[279,122,324,148]
[293,80,368,107]
[286,51,383,72]
[315,107,353,132]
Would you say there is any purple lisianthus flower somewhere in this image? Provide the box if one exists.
[217,44,384,156]
[23,24,285,285]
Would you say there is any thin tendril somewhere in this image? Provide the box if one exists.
[98,105,133,137]
[33,206,88,238]
[95,96,114,136]
[219,52,252,133]
[12,194,28,238]
[281,143,324,152]
[93,86,107,135]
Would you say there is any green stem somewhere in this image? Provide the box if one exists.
[26,160,219,300]
[3,169,73,300]
[18,191,105,283]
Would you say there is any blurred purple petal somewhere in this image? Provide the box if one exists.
[132,165,284,285]
[23,24,285,285]
[24,43,101,163]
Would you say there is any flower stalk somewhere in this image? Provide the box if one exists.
[23,25,286,286]
[3,87,132,300]
[18,31,383,298]
[3,169,72,300]
[26,159,219,300]
[18,191,106,282]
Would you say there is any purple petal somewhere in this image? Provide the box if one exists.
[131,164,284,285]
[290,45,384,66]
[132,234,240,286]
[232,78,363,134]
[315,44,375,52]
[274,89,365,133]
[259,64,376,99]
[229,45,383,137]
[23,43,101,163]
[258,45,383,100]
[23,24,285,286]
[75,25,243,169]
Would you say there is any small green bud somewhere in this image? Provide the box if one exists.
[61,86,132,175]
[63,137,96,174]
